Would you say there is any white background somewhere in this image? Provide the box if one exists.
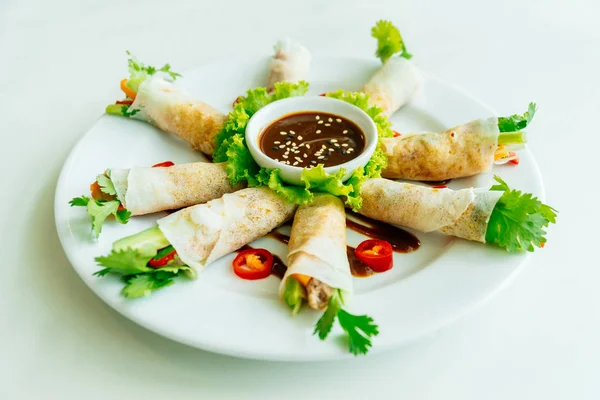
[1,0,598,399]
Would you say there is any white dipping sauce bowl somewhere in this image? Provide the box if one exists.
[245,96,378,186]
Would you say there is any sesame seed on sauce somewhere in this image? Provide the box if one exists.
[260,111,365,168]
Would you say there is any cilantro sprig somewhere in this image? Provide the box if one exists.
[371,20,412,63]
[485,175,557,252]
[212,83,392,210]
[69,172,130,237]
[314,290,379,356]
[126,50,181,81]
[95,248,193,298]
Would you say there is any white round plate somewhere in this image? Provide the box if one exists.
[55,56,544,361]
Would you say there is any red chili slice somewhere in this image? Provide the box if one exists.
[354,239,393,273]
[393,130,402,137]
[232,248,274,280]
[319,93,327,96]
[152,161,175,168]
[432,185,448,189]
[148,249,177,268]
[116,100,134,105]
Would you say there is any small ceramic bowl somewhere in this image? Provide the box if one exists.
[245,96,378,186]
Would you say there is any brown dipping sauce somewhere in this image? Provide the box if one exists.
[260,111,366,168]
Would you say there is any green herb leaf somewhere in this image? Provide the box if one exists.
[94,248,154,276]
[255,168,313,204]
[96,173,116,196]
[69,196,90,207]
[485,175,557,252]
[126,51,181,81]
[301,165,353,198]
[313,290,343,340]
[87,200,121,237]
[371,20,412,63]
[337,308,379,356]
[121,106,140,118]
[498,103,537,133]
[121,273,176,298]
[115,209,131,225]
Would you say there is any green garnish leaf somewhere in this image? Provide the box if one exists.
[256,168,313,204]
[96,173,116,196]
[126,50,181,81]
[313,289,379,355]
[94,248,154,276]
[87,199,121,237]
[121,272,176,298]
[485,175,557,252]
[115,209,131,225]
[337,308,379,356]
[301,165,353,198]
[371,20,412,63]
[314,290,343,340]
[69,196,89,207]
[95,247,194,299]
[498,102,537,133]
[121,106,140,118]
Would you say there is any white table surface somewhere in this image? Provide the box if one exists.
[1,0,598,398]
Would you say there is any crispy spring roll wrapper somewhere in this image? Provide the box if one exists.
[359,178,503,243]
[381,118,500,181]
[129,75,228,155]
[279,194,352,310]
[110,162,243,216]
[157,187,297,271]
[361,57,422,116]
[266,38,311,92]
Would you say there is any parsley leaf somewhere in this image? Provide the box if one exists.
[121,106,140,118]
[121,273,176,298]
[485,175,558,252]
[313,290,379,355]
[337,309,379,356]
[69,196,90,207]
[498,102,537,133]
[96,173,116,196]
[126,51,181,81]
[371,20,412,63]
[88,200,121,237]
[115,209,131,225]
[94,248,154,276]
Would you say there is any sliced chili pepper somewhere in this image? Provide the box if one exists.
[319,93,327,96]
[355,239,393,273]
[116,100,133,105]
[432,185,448,189]
[152,161,175,168]
[232,248,273,280]
[148,245,177,268]
[393,130,402,137]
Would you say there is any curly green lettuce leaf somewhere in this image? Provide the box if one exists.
[223,134,261,186]
[301,165,353,197]
[498,102,537,133]
[371,20,412,63]
[325,90,393,138]
[313,290,379,355]
[255,168,313,204]
[485,175,557,252]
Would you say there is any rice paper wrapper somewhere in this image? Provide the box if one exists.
[359,179,502,243]
[361,57,422,116]
[381,117,500,181]
[439,190,503,242]
[266,38,311,91]
[156,187,296,271]
[279,194,353,299]
[130,75,227,155]
[110,162,241,216]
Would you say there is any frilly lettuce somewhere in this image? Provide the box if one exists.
[371,20,412,63]
[213,82,392,210]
